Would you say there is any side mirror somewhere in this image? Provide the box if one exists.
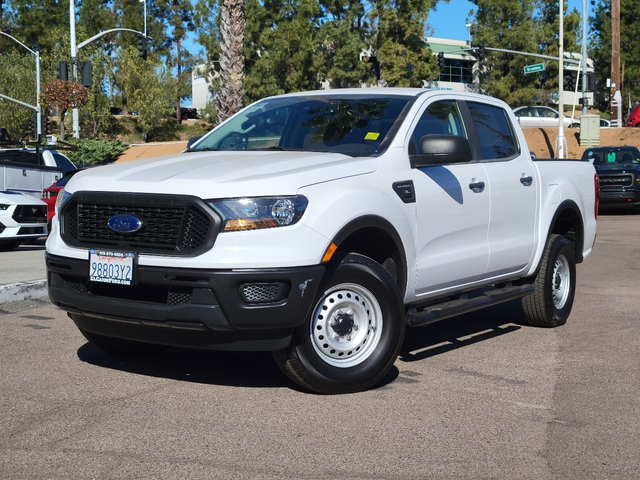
[186,136,202,149]
[411,134,472,167]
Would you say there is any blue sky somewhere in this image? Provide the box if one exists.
[429,0,587,42]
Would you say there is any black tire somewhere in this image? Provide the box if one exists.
[521,234,576,327]
[0,240,22,251]
[80,329,168,356]
[272,253,405,394]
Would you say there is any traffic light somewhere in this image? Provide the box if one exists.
[28,117,37,138]
[80,61,92,88]
[438,52,446,70]
[564,71,577,91]
[41,117,49,135]
[56,61,68,81]
[477,41,485,61]
[137,35,148,60]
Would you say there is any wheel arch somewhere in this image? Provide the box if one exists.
[327,215,408,296]
[546,200,585,263]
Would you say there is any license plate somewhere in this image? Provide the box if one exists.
[89,250,135,285]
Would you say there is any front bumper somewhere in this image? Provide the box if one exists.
[598,188,640,205]
[0,205,47,240]
[47,253,325,351]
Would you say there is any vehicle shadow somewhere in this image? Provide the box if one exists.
[598,205,640,216]
[399,299,526,363]
[76,300,526,392]
[77,343,297,389]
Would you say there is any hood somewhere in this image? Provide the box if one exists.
[0,190,46,205]
[66,150,378,198]
[595,163,640,173]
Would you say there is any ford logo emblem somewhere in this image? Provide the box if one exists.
[107,214,143,233]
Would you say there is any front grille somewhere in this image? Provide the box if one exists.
[61,193,220,255]
[0,222,4,234]
[168,288,192,306]
[12,205,47,224]
[598,174,634,189]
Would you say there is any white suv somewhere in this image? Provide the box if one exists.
[0,191,47,250]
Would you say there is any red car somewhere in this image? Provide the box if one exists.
[42,169,83,228]
[625,103,640,127]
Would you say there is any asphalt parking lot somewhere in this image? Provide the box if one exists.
[1,208,639,479]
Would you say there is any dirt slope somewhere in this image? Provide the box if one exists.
[114,128,640,163]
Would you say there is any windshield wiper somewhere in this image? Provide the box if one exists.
[247,145,289,151]
[185,146,219,152]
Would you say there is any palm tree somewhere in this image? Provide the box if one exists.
[217,0,245,123]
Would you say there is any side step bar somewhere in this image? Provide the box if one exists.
[406,284,534,327]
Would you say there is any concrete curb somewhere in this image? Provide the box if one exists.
[0,280,48,304]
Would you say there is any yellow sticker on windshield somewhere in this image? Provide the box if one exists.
[365,132,380,140]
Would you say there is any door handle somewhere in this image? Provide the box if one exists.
[520,176,533,186]
[469,181,485,193]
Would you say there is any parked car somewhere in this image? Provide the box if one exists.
[625,104,640,127]
[582,146,640,208]
[513,105,580,128]
[42,168,85,229]
[47,88,598,394]
[600,119,611,128]
[0,190,47,250]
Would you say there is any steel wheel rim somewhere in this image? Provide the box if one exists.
[552,254,571,309]
[310,283,383,368]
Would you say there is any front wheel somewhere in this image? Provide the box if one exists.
[273,253,405,394]
[521,234,576,327]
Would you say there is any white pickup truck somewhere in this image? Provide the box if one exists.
[46,89,598,394]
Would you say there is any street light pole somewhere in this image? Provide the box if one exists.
[70,0,80,139]
[581,0,588,116]
[556,0,566,159]
[140,0,147,38]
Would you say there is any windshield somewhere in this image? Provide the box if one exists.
[584,149,640,165]
[190,95,411,157]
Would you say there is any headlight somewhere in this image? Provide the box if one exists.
[54,189,71,217]
[207,196,308,231]
[0,204,10,211]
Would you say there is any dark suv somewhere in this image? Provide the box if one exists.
[582,146,640,208]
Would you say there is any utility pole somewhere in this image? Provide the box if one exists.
[581,0,588,115]
[611,0,621,126]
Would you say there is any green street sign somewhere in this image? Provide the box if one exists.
[524,63,545,74]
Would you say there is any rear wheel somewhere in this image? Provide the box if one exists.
[80,329,168,355]
[273,253,405,394]
[522,234,576,327]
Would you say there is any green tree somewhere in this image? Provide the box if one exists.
[2,0,68,52]
[244,0,322,104]
[371,0,440,87]
[317,0,372,88]
[0,50,38,139]
[157,0,196,124]
[120,46,174,142]
[591,0,640,107]
[470,0,539,106]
